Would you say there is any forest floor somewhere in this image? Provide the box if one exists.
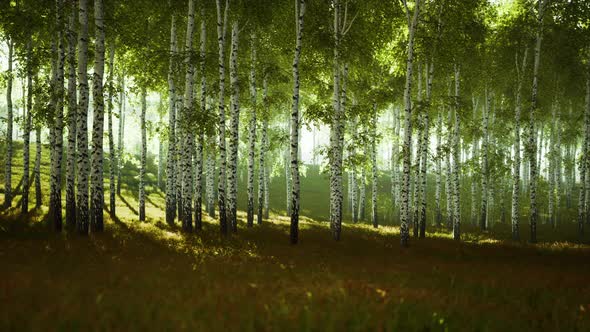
[2,201,590,331]
[2,143,590,331]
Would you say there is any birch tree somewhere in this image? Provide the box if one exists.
[247,33,257,228]
[512,48,528,240]
[528,0,550,243]
[165,8,178,225]
[49,0,66,231]
[3,38,13,209]
[139,87,147,222]
[227,21,240,233]
[65,5,77,228]
[107,44,116,217]
[216,0,230,235]
[76,0,90,234]
[290,0,306,244]
[90,0,105,232]
[399,0,421,247]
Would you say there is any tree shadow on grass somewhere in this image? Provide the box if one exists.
[117,194,139,216]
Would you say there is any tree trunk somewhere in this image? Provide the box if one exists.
[65,6,77,228]
[35,126,42,208]
[117,73,125,196]
[246,34,257,227]
[176,96,184,221]
[529,0,548,243]
[139,88,147,222]
[21,41,33,215]
[290,0,306,244]
[371,102,378,228]
[107,44,116,217]
[258,74,269,225]
[180,0,196,232]
[452,66,461,241]
[165,10,178,225]
[400,0,421,247]
[50,0,66,231]
[435,111,442,227]
[581,72,590,239]
[195,15,207,231]
[227,21,240,233]
[548,105,556,227]
[216,0,229,235]
[351,116,358,224]
[4,38,13,209]
[76,0,90,234]
[90,0,105,232]
[330,0,342,240]
[206,139,216,218]
[555,109,562,226]
[481,89,490,231]
[513,48,528,240]
[445,106,453,229]
[358,165,366,221]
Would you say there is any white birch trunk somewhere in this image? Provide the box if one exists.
[90,0,105,232]
[50,0,66,231]
[181,0,196,231]
[76,0,90,234]
[513,48,528,240]
[400,0,421,246]
[139,88,147,222]
[65,6,77,228]
[257,75,269,225]
[247,33,257,228]
[452,66,461,241]
[195,16,207,231]
[107,44,116,217]
[371,102,378,228]
[117,73,125,196]
[165,10,178,225]
[3,38,13,209]
[227,22,240,233]
[290,0,306,244]
[216,0,229,234]
[21,41,33,215]
[35,126,42,208]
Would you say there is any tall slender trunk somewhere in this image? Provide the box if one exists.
[513,48,528,240]
[351,116,358,224]
[358,165,366,221]
[90,0,105,232]
[548,105,556,227]
[481,89,490,231]
[107,44,116,217]
[4,38,13,209]
[139,88,147,221]
[445,105,453,229]
[180,0,195,232]
[35,126,42,208]
[258,75,269,225]
[290,0,306,244]
[555,108,562,225]
[176,96,184,221]
[585,73,590,227]
[76,0,90,234]
[206,138,216,218]
[581,71,590,239]
[330,0,342,240]
[165,10,177,225]
[435,111,443,227]
[21,41,33,215]
[529,0,549,243]
[195,15,207,231]
[117,73,125,195]
[65,6,77,228]
[419,61,432,238]
[452,66,461,241]
[216,0,229,235]
[286,145,291,215]
[50,0,66,231]
[246,34,257,227]
[391,108,399,220]
[227,21,240,233]
[371,102,378,228]
[400,0,421,247]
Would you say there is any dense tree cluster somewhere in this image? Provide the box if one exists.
[1,0,590,247]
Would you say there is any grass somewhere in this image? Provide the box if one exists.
[2,143,590,331]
